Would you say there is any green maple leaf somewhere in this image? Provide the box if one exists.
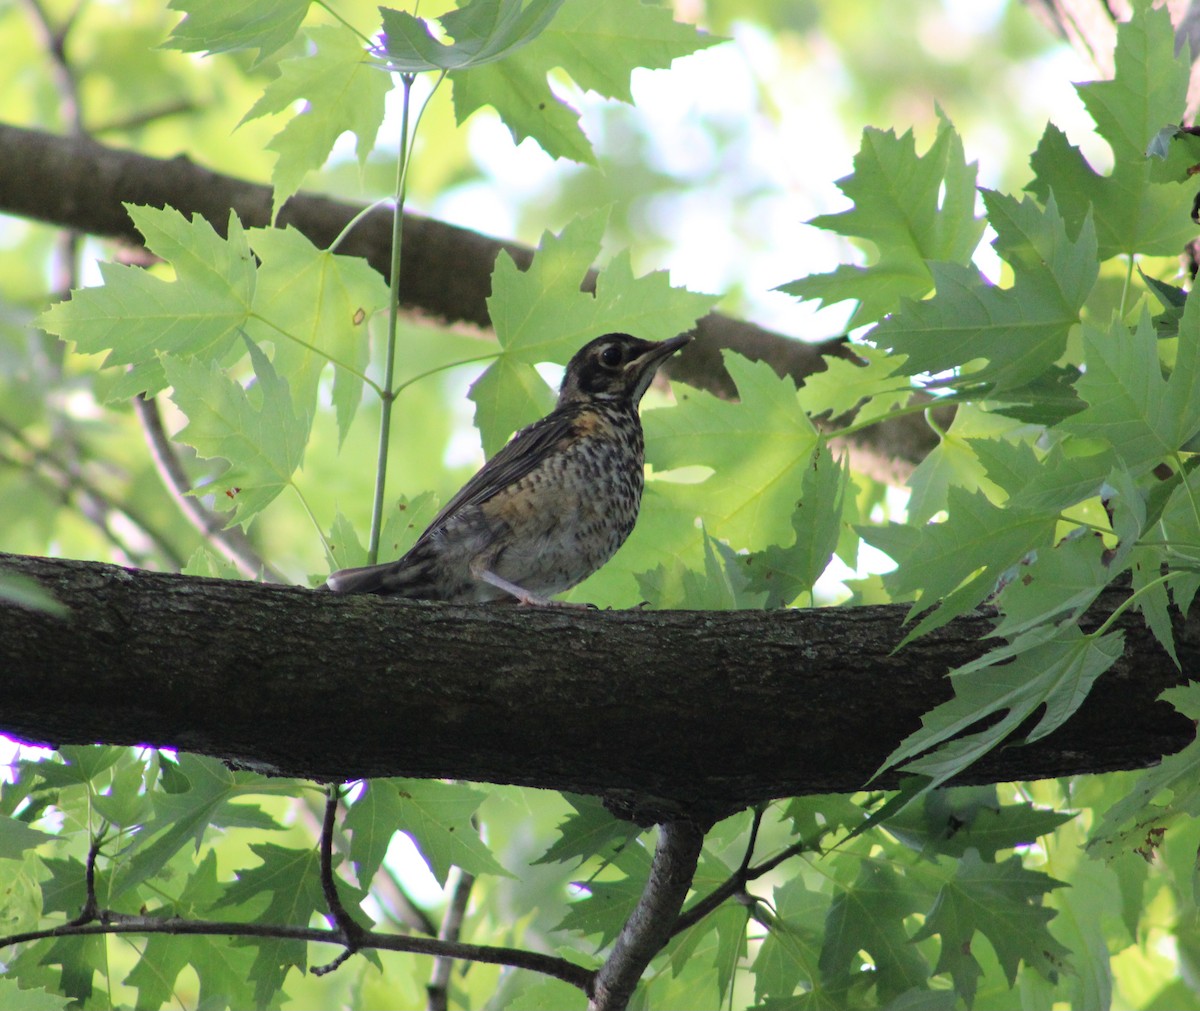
[165,336,310,525]
[752,878,826,1001]
[1003,444,1116,512]
[534,794,641,867]
[0,816,55,860]
[113,755,286,897]
[0,979,72,1011]
[23,936,106,1006]
[246,225,388,442]
[871,191,1097,392]
[880,625,1124,790]
[38,205,255,400]
[819,861,928,1001]
[363,779,510,886]
[863,486,1057,642]
[885,787,1072,863]
[556,873,648,948]
[473,209,713,453]
[1028,4,1193,259]
[635,527,767,609]
[375,0,564,72]
[165,0,311,65]
[1062,308,1200,470]
[992,532,1113,640]
[797,343,911,425]
[448,0,722,163]
[903,425,994,528]
[741,445,849,606]
[913,850,1068,1005]
[124,852,257,1011]
[645,352,819,551]
[1088,683,1200,857]
[217,843,330,1004]
[242,26,390,216]
[781,117,983,329]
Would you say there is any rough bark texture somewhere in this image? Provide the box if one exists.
[587,820,706,1011]
[0,122,934,481]
[1,552,1193,821]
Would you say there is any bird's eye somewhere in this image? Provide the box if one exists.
[599,345,623,368]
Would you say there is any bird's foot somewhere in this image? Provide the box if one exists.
[476,568,590,608]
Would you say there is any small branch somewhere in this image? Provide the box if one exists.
[427,867,475,1011]
[0,426,182,569]
[133,394,284,581]
[672,825,812,939]
[587,818,706,1011]
[312,784,366,977]
[67,831,104,926]
[378,862,440,937]
[0,917,594,990]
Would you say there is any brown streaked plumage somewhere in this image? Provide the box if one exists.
[326,333,690,605]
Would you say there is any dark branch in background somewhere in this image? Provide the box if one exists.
[133,394,283,581]
[427,868,476,1011]
[588,819,706,1011]
[0,553,1193,818]
[0,420,183,569]
[0,122,937,482]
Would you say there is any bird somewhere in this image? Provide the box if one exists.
[326,332,691,606]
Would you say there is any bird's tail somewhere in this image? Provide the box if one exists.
[325,551,439,597]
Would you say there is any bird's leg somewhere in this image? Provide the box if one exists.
[472,566,589,609]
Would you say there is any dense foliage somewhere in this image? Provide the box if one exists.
[3,0,1200,1008]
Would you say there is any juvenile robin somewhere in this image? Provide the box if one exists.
[326,332,690,605]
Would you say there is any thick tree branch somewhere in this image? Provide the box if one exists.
[0,552,1193,820]
[0,121,936,480]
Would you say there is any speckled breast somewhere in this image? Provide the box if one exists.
[481,403,646,596]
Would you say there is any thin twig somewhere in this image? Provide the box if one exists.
[0,439,176,569]
[587,818,706,1011]
[0,916,594,988]
[378,862,440,937]
[427,867,475,1011]
[671,835,811,938]
[67,831,104,926]
[297,790,439,937]
[312,783,366,977]
[19,0,82,134]
[134,394,285,581]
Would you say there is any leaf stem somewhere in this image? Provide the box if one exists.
[390,351,500,398]
[326,196,393,254]
[248,312,383,394]
[833,389,975,439]
[367,70,447,565]
[1119,253,1136,318]
[368,72,415,565]
[1092,570,1177,639]
[313,1,375,47]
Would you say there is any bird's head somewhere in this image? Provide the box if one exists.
[556,333,691,408]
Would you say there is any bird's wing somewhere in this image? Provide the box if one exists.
[326,408,587,594]
[422,404,584,533]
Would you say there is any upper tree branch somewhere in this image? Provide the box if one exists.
[0,122,936,481]
[0,552,1193,820]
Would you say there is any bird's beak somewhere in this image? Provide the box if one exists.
[628,334,692,400]
[636,334,692,369]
